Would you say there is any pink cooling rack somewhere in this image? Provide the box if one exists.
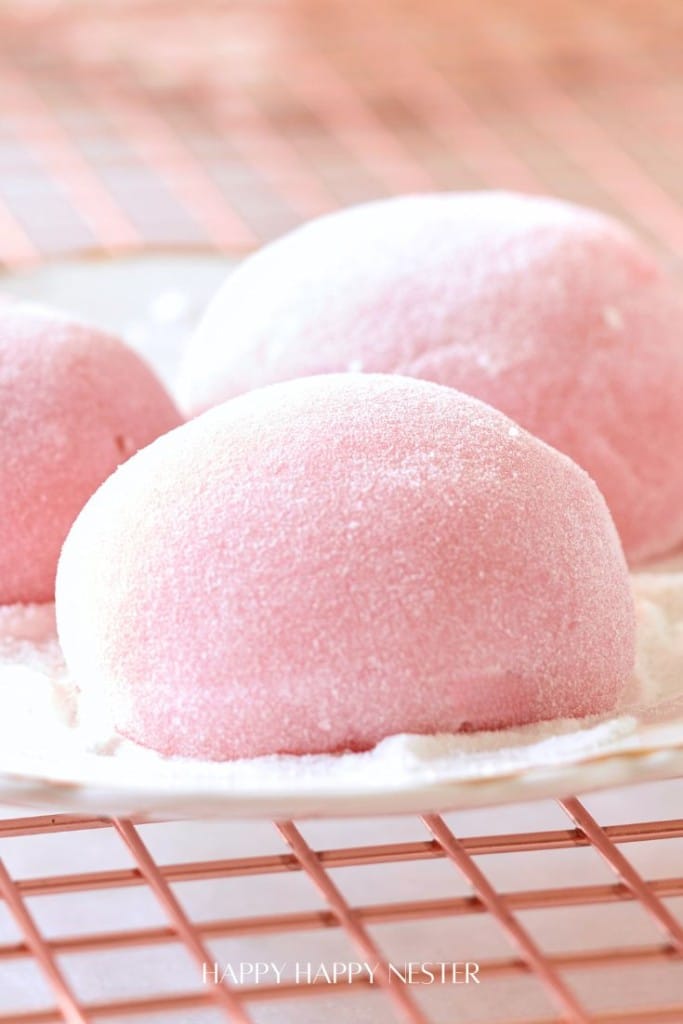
[1,0,683,268]
[0,798,682,1023]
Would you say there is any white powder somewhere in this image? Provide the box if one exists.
[0,563,680,804]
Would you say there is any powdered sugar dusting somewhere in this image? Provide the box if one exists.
[0,561,679,796]
[54,375,634,761]
[178,192,683,566]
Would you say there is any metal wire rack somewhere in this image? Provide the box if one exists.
[0,1,682,1021]
[0,795,681,1023]
[1,0,683,270]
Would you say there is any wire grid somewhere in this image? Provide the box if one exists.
[0,0,682,1021]
[0,799,681,1022]
[1,0,683,270]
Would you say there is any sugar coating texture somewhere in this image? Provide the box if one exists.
[56,374,635,760]
[178,191,683,565]
[0,302,183,604]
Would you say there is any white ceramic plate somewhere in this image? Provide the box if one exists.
[1,255,682,820]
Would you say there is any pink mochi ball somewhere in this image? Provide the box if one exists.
[178,191,683,565]
[56,374,635,761]
[0,302,182,604]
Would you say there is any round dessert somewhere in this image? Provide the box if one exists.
[178,191,683,565]
[56,374,635,760]
[0,301,182,605]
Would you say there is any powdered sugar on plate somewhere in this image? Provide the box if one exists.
[0,560,681,815]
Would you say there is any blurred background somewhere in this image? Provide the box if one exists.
[1,0,682,269]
